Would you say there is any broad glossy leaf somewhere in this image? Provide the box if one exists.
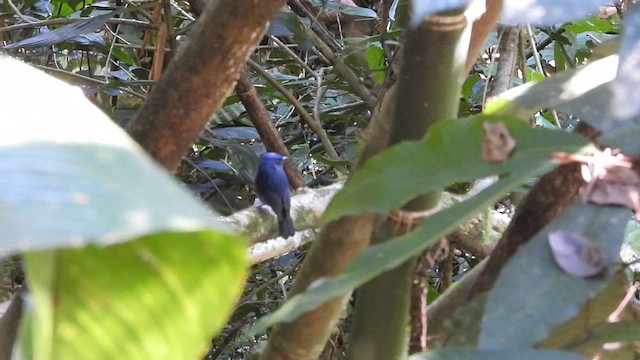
[322,116,591,224]
[365,43,385,85]
[409,349,585,360]
[479,200,629,348]
[1,9,124,49]
[22,230,247,360]
[250,160,567,335]
[0,57,228,256]
[1,57,248,360]
[484,55,618,124]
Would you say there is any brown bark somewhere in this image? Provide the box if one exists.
[346,8,469,360]
[126,0,287,171]
[260,1,503,358]
[235,68,305,189]
[408,240,449,354]
[468,123,601,299]
[260,215,375,360]
[487,26,520,97]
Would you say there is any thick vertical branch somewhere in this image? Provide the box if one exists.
[260,215,375,360]
[346,7,470,360]
[235,68,305,189]
[261,1,497,358]
[126,0,287,171]
[488,26,520,97]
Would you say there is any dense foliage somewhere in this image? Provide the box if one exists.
[1,0,640,359]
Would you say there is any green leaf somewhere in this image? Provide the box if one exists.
[365,43,385,85]
[0,57,249,360]
[408,349,585,360]
[1,9,125,50]
[249,160,569,335]
[487,8,640,134]
[461,72,482,100]
[322,116,591,224]
[484,55,618,122]
[582,320,640,344]
[539,272,635,358]
[479,201,630,349]
[0,57,227,256]
[564,16,617,34]
[309,0,377,18]
[22,230,247,360]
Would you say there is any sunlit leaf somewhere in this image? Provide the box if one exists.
[484,55,618,123]
[0,57,228,255]
[22,230,247,360]
[1,57,249,360]
[1,8,124,49]
[322,116,591,224]
[249,162,573,335]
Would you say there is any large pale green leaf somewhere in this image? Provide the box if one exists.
[249,159,571,335]
[322,116,591,224]
[0,56,227,255]
[408,349,585,360]
[484,55,618,125]
[22,231,246,360]
[479,200,630,349]
[0,57,248,360]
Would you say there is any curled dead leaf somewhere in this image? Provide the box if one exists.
[548,230,605,278]
[552,148,640,219]
[481,122,515,162]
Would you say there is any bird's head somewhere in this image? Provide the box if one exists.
[260,152,287,166]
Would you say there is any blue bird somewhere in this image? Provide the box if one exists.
[255,152,295,238]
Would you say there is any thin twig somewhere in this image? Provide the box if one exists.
[33,65,147,99]
[162,0,177,57]
[526,23,562,127]
[303,25,377,108]
[6,0,34,24]
[247,58,341,161]
[269,36,316,76]
[0,17,158,34]
[607,281,640,323]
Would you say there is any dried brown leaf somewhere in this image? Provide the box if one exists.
[481,122,516,162]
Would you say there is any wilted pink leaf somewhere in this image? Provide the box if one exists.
[548,231,605,278]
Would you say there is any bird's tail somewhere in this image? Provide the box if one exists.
[278,214,295,238]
